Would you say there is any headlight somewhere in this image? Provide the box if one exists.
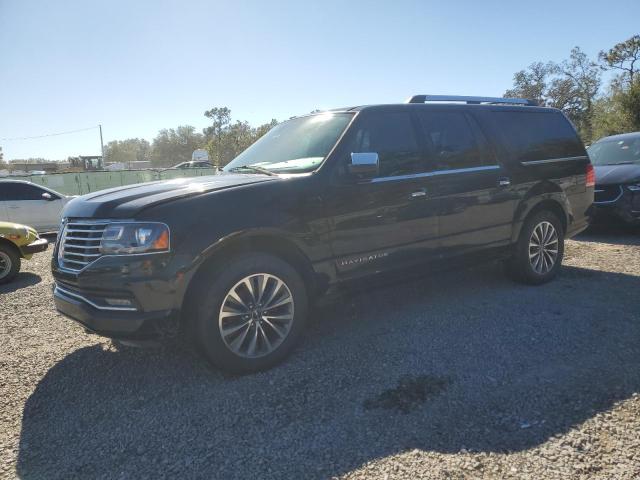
[628,184,640,192]
[100,222,170,255]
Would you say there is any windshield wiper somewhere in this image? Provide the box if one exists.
[228,165,278,176]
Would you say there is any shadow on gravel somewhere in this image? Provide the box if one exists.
[16,262,640,479]
[0,272,41,294]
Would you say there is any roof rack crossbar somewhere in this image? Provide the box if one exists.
[406,95,537,106]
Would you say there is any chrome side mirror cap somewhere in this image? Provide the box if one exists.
[349,152,379,179]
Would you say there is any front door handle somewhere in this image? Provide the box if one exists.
[497,177,511,187]
[410,188,427,198]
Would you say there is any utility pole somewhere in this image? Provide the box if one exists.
[99,124,104,169]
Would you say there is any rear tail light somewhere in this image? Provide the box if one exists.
[586,163,595,187]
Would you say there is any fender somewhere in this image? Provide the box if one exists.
[177,227,331,311]
[510,180,571,243]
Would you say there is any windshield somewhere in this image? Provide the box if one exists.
[588,136,640,165]
[224,113,353,174]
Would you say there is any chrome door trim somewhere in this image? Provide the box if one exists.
[520,155,588,166]
[370,165,501,184]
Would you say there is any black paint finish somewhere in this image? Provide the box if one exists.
[52,103,593,338]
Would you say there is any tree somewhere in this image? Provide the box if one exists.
[619,79,640,131]
[599,35,640,85]
[203,107,232,166]
[555,47,601,141]
[150,125,205,167]
[104,138,151,165]
[505,47,601,142]
[505,62,553,105]
[203,107,278,167]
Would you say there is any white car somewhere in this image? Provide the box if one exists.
[0,180,72,232]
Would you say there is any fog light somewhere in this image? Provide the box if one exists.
[104,298,134,307]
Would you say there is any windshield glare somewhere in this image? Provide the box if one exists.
[588,137,640,165]
[224,113,353,174]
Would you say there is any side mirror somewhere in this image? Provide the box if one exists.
[41,192,54,201]
[349,152,379,180]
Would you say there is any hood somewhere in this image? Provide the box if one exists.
[62,173,278,219]
[594,164,640,186]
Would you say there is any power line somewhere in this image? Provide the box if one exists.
[0,125,100,141]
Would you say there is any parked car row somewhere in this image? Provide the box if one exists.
[2,96,639,375]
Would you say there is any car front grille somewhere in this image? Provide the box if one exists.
[594,185,623,204]
[58,220,108,271]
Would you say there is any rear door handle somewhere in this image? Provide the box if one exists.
[410,188,427,198]
[498,177,511,187]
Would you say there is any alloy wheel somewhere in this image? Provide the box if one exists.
[218,273,295,358]
[529,221,559,275]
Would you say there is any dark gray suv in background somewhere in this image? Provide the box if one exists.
[589,131,640,226]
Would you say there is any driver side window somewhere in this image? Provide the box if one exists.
[350,112,425,178]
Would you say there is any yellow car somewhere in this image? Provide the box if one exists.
[0,221,49,284]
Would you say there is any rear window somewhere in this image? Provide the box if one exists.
[492,111,584,162]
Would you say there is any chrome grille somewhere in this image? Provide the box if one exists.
[58,220,108,271]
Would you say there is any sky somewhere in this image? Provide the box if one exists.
[1,0,639,161]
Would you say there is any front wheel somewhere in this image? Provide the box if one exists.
[0,245,20,285]
[507,210,564,285]
[192,253,308,373]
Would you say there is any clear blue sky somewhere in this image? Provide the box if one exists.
[1,0,638,160]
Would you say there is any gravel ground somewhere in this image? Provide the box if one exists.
[1,228,639,479]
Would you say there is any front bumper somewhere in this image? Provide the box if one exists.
[53,283,175,339]
[51,252,191,339]
[21,238,49,255]
[592,185,640,226]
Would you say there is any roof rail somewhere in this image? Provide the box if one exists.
[405,95,538,106]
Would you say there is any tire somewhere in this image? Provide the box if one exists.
[0,245,20,285]
[507,210,564,285]
[192,253,308,374]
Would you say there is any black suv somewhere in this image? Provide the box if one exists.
[52,95,593,372]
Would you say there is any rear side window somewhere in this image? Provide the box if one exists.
[349,112,423,177]
[492,111,584,162]
[417,111,488,170]
[0,183,47,201]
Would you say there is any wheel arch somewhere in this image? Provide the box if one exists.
[0,238,21,257]
[511,191,570,244]
[180,232,320,324]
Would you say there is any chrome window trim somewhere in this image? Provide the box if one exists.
[370,165,501,183]
[520,155,588,166]
[54,284,138,312]
[593,185,623,204]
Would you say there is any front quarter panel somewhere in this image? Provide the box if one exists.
[135,175,332,308]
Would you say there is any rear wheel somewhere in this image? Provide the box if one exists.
[508,210,564,285]
[192,253,308,373]
[0,245,20,285]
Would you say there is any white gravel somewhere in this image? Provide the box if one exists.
[1,228,639,479]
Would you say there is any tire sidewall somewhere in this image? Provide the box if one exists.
[515,211,564,285]
[194,253,308,374]
[0,246,20,285]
